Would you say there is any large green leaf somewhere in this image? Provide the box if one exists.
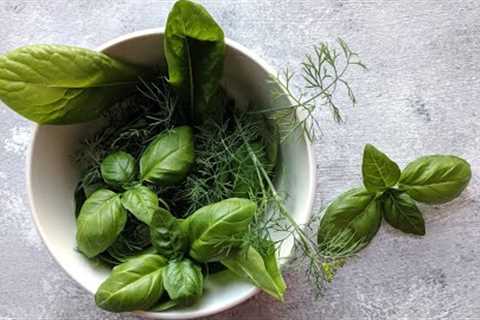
[76,189,127,258]
[95,254,167,312]
[121,185,158,225]
[381,190,425,235]
[140,126,195,185]
[318,187,382,254]
[362,144,401,193]
[0,45,145,124]
[164,0,225,123]
[150,208,188,259]
[186,198,256,262]
[398,155,471,204]
[163,259,203,303]
[101,151,136,187]
[221,246,286,301]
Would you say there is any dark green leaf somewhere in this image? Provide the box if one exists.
[381,190,425,235]
[399,155,471,204]
[221,245,286,301]
[0,45,145,124]
[140,126,195,185]
[76,189,127,258]
[163,259,203,303]
[362,144,401,192]
[95,254,167,312]
[187,198,256,262]
[150,208,188,259]
[318,187,382,255]
[121,185,158,225]
[100,151,136,187]
[164,0,225,123]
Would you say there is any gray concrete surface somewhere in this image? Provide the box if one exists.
[1,0,479,319]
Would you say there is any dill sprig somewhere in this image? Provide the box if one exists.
[252,38,366,142]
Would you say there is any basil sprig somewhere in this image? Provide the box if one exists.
[318,144,471,253]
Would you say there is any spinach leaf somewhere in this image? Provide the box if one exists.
[362,144,401,193]
[398,155,471,204]
[164,0,225,123]
[150,208,188,259]
[381,190,425,235]
[163,259,203,303]
[76,189,127,258]
[187,198,256,262]
[121,185,158,225]
[95,254,167,312]
[0,45,145,124]
[221,245,286,301]
[140,126,194,185]
[101,151,136,187]
[318,188,382,254]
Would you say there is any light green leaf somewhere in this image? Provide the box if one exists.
[95,254,167,312]
[140,126,195,185]
[381,190,425,235]
[362,144,401,193]
[186,198,256,262]
[76,189,126,258]
[121,185,158,225]
[221,246,286,301]
[398,155,472,204]
[163,259,203,303]
[101,151,136,187]
[0,45,145,124]
[150,208,188,259]
[318,187,382,255]
[165,0,225,123]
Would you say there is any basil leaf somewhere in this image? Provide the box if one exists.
[362,144,401,193]
[100,151,136,187]
[76,189,127,258]
[163,259,203,303]
[140,126,194,185]
[221,246,286,301]
[150,299,178,312]
[121,185,158,225]
[187,198,256,262]
[398,155,472,204]
[318,188,382,254]
[381,190,425,235]
[95,254,167,312]
[0,45,145,124]
[165,0,225,123]
[150,208,188,259]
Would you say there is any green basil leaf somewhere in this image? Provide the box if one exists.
[121,185,158,225]
[140,126,195,185]
[187,198,256,262]
[76,189,127,258]
[100,151,136,187]
[317,187,382,254]
[221,246,286,301]
[163,259,203,303]
[381,190,425,235]
[362,144,401,193]
[150,208,188,259]
[398,155,472,204]
[95,254,167,312]
[150,299,178,312]
[0,45,145,124]
[165,0,225,123]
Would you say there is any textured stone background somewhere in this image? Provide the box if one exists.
[1,0,479,319]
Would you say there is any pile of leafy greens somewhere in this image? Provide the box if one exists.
[0,0,472,314]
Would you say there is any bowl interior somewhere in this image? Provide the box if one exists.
[27,30,315,319]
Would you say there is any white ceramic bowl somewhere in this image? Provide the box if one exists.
[27,29,315,319]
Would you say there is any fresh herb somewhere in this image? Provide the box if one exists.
[0,45,146,124]
[162,259,204,304]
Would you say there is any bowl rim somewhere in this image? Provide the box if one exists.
[26,28,316,319]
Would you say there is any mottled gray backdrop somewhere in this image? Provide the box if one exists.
[1,0,479,319]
